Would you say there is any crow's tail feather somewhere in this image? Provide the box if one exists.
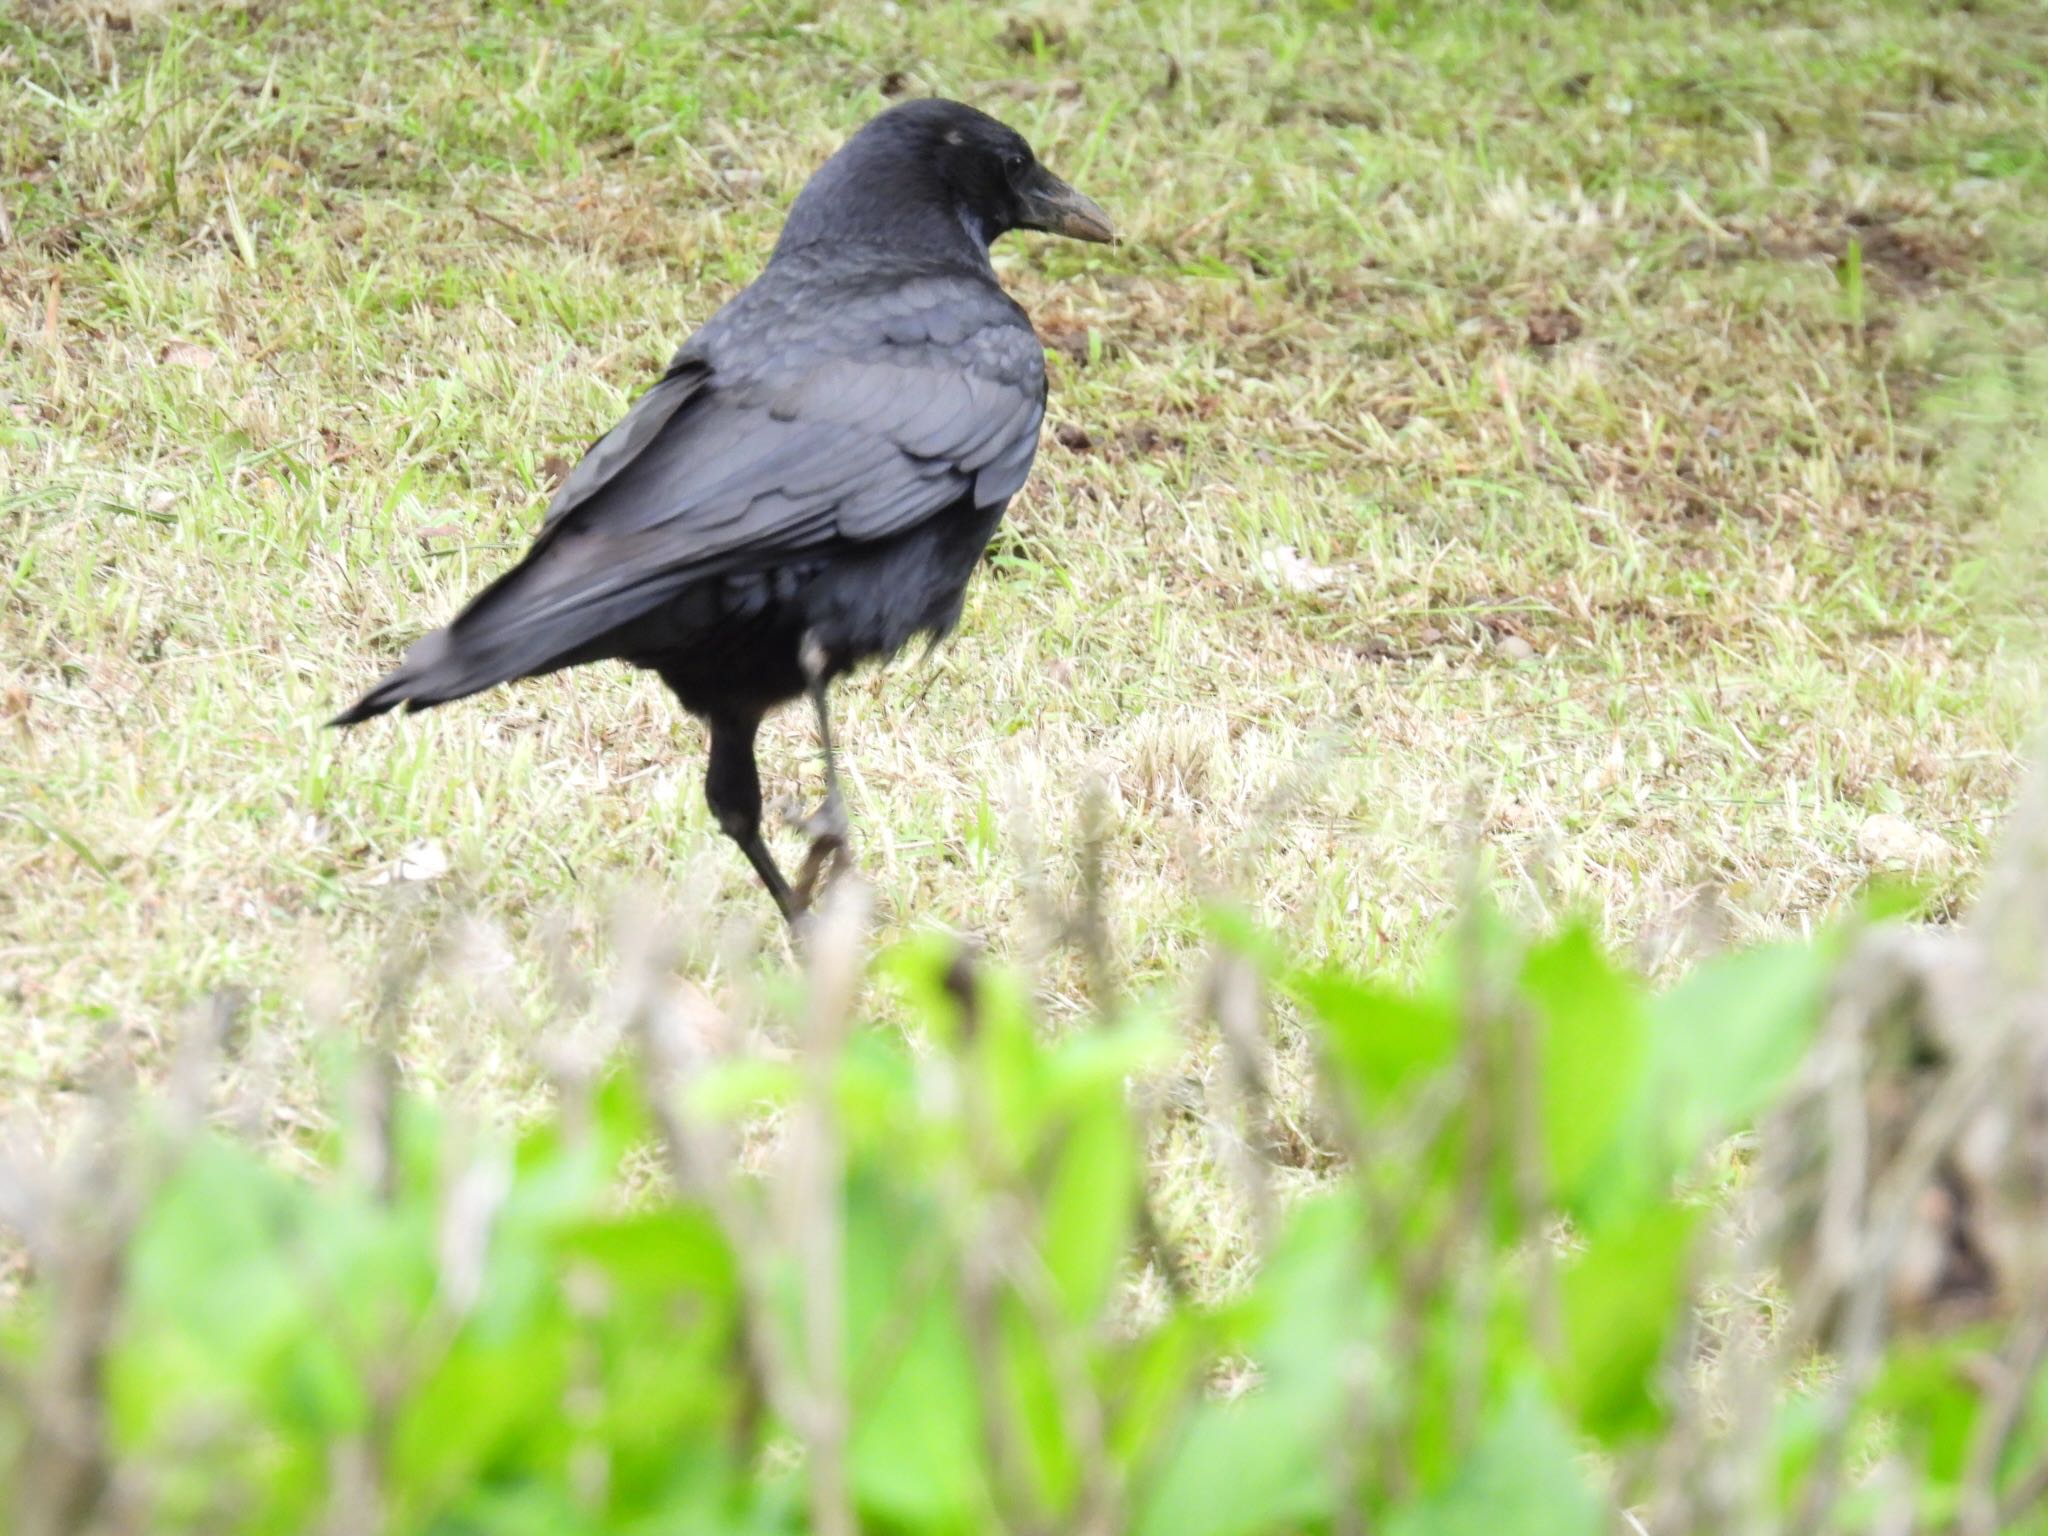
[328,538,701,728]
[327,629,496,726]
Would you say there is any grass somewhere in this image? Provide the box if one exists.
[5,0,2048,1286]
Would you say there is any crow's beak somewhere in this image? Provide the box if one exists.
[1019,166,1115,244]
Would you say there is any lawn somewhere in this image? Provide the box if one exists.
[4,0,2047,1276]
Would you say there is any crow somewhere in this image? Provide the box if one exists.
[332,99,1112,925]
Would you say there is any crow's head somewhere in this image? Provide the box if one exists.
[778,98,1114,256]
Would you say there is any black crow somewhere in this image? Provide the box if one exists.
[333,99,1112,924]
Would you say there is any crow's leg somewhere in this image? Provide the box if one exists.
[794,634,851,908]
[704,713,799,927]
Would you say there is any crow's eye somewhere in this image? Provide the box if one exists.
[1002,151,1027,175]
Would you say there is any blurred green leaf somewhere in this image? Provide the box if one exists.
[1044,1010,1180,1105]
[1385,1379,1602,1536]
[1133,1377,1338,1536]
[390,1336,569,1521]
[1770,1389,1830,1508]
[1556,1203,1699,1443]
[1039,1079,1140,1326]
[682,1057,801,1123]
[1867,1330,1997,1489]
[1134,1198,1382,1536]
[1199,901,1292,976]
[1645,940,1831,1171]
[113,1139,370,1439]
[844,1175,986,1531]
[968,964,1057,1175]
[1109,1310,1217,1472]
[1521,924,1648,1220]
[1003,1299,1081,1516]
[835,1031,925,1154]
[1295,970,1460,1107]
[1856,874,1936,925]
[554,1207,734,1297]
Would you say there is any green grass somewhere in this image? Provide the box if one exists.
[5,0,2048,1281]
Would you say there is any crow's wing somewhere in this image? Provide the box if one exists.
[549,321,1045,552]
[338,289,1045,718]
[504,310,1042,621]
[538,358,711,532]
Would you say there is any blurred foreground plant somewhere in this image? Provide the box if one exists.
[10,775,2048,1535]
